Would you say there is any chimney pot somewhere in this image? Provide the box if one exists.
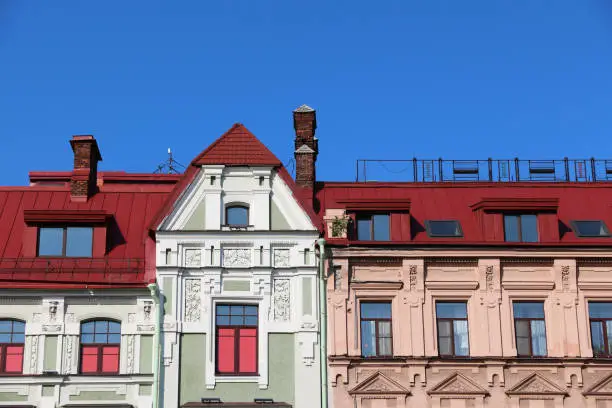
[293,105,318,191]
[69,135,102,202]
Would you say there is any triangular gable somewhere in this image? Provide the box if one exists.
[192,123,282,166]
[427,372,489,396]
[506,373,568,396]
[349,371,410,395]
[584,373,612,396]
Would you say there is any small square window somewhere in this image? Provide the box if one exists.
[356,214,390,241]
[425,220,463,237]
[571,220,610,238]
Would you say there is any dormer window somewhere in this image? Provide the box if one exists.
[38,226,93,257]
[226,205,249,227]
[571,220,610,238]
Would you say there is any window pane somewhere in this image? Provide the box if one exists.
[230,305,244,315]
[361,302,391,319]
[101,346,120,373]
[244,306,258,316]
[229,316,243,326]
[81,334,94,344]
[453,320,469,356]
[573,220,609,237]
[65,227,93,257]
[216,305,230,315]
[11,333,24,343]
[0,321,11,332]
[95,320,108,333]
[515,320,530,337]
[4,346,23,373]
[108,322,121,333]
[513,302,545,319]
[427,221,462,237]
[504,215,519,242]
[378,321,392,337]
[607,321,612,355]
[372,214,390,241]
[520,215,539,242]
[94,333,108,343]
[378,337,392,356]
[589,303,612,319]
[81,322,95,334]
[591,321,605,356]
[238,328,257,373]
[217,328,235,373]
[438,336,452,355]
[436,302,467,319]
[516,336,531,356]
[437,320,451,337]
[108,334,121,344]
[11,321,25,334]
[357,218,372,241]
[216,315,230,325]
[0,334,10,343]
[244,316,258,326]
[81,346,99,373]
[361,321,376,357]
[531,320,547,356]
[38,227,64,256]
[227,206,248,226]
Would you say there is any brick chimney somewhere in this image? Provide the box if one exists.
[69,135,102,202]
[293,104,318,190]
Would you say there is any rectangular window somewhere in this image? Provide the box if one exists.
[436,302,469,356]
[572,221,611,238]
[356,214,390,241]
[215,305,258,375]
[589,302,612,357]
[360,302,392,357]
[79,345,119,374]
[425,220,463,238]
[38,226,93,257]
[504,214,538,242]
[513,301,547,356]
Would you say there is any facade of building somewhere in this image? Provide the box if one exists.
[152,118,322,408]
[316,166,612,408]
[0,136,179,407]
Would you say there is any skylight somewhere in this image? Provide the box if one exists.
[571,220,610,238]
[425,220,463,238]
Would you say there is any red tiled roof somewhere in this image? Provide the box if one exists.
[192,124,282,166]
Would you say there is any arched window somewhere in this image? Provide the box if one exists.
[0,320,25,374]
[80,320,121,374]
[226,205,249,227]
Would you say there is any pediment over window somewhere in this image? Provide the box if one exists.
[427,372,489,396]
[470,197,559,212]
[348,371,410,395]
[583,373,612,396]
[506,373,568,396]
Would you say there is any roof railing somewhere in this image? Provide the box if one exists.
[356,158,612,183]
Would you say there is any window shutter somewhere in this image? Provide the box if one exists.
[238,328,257,373]
[102,345,120,373]
[217,328,236,373]
[4,345,23,373]
[81,345,99,373]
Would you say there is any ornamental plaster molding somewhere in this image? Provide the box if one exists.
[223,248,251,267]
[29,335,39,374]
[273,279,290,321]
[184,279,202,322]
[185,248,202,267]
[126,335,135,374]
[273,249,290,268]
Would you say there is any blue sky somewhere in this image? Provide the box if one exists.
[1,1,612,185]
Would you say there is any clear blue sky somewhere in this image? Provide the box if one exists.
[1,1,612,185]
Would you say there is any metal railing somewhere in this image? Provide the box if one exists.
[0,258,145,284]
[355,158,612,183]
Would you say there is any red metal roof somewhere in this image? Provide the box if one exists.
[0,172,178,289]
[192,123,282,166]
[316,182,612,247]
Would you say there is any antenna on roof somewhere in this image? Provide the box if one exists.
[154,147,186,174]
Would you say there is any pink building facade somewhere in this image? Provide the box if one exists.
[314,171,612,406]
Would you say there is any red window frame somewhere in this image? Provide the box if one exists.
[215,305,258,376]
[79,320,121,375]
[0,320,25,375]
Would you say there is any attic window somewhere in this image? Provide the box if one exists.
[38,226,93,257]
[226,205,249,227]
[571,220,611,238]
[425,220,463,238]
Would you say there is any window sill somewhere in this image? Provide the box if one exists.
[215,375,260,383]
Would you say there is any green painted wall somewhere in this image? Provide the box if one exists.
[42,386,54,397]
[271,199,291,230]
[43,335,58,371]
[179,333,295,406]
[0,392,27,402]
[223,280,250,291]
[139,385,152,396]
[302,277,313,315]
[184,198,206,230]
[140,335,153,373]
[163,277,173,315]
[70,391,124,401]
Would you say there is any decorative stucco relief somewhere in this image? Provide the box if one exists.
[184,279,202,322]
[273,279,290,321]
[485,265,494,292]
[223,248,251,267]
[409,265,418,291]
[29,335,39,374]
[126,335,135,374]
[561,265,570,291]
[185,249,202,267]
[273,249,290,268]
[63,335,75,374]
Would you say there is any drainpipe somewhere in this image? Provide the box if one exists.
[148,283,162,408]
[317,238,328,408]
